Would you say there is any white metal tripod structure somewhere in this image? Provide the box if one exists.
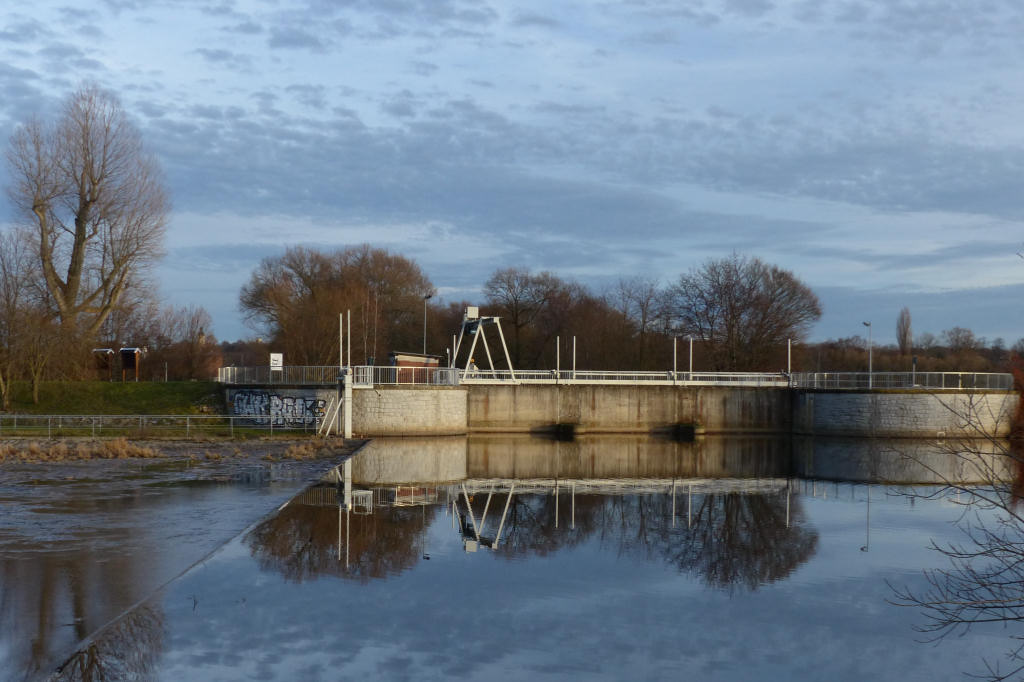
[451,307,516,381]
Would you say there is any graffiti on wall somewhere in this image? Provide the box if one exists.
[231,390,327,427]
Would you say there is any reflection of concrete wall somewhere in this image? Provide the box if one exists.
[380,436,786,477]
[351,436,468,484]
[352,387,467,436]
[792,391,1016,437]
[792,437,1015,483]
[467,386,790,434]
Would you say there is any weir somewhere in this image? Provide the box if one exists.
[219,368,1018,439]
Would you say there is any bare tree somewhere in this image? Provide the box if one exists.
[943,326,981,353]
[5,84,168,339]
[897,306,912,355]
[240,245,433,365]
[613,276,660,369]
[661,254,821,371]
[888,388,1024,681]
[0,232,34,408]
[483,267,564,368]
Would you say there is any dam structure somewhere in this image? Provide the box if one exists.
[217,365,1017,440]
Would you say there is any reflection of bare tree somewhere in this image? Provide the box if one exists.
[464,489,817,592]
[52,604,164,682]
[1,540,151,677]
[888,387,1024,681]
[599,491,816,591]
[245,494,438,583]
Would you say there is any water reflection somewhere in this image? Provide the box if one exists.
[243,436,817,592]
[887,441,1024,681]
[0,462,316,682]
[37,435,1024,681]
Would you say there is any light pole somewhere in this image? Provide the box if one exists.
[423,293,433,355]
[863,321,872,389]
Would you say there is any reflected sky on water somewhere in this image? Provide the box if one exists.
[10,436,1021,681]
[0,457,324,682]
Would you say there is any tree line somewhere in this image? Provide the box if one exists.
[2,85,1014,403]
[0,85,218,405]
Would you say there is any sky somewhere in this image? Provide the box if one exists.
[0,0,1022,346]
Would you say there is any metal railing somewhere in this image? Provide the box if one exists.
[0,413,326,439]
[217,366,1015,392]
[790,372,1014,391]
[219,365,789,387]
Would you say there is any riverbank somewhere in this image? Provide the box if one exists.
[0,437,364,464]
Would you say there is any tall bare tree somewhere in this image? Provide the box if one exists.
[5,84,168,339]
[897,306,912,355]
[661,254,821,371]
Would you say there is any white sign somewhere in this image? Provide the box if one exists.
[270,353,283,369]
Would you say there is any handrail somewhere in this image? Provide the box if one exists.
[789,372,1014,391]
[217,366,1014,391]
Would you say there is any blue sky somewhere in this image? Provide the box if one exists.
[1,0,1022,345]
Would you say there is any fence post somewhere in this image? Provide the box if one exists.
[230,416,234,438]
[186,416,190,439]
[48,417,51,439]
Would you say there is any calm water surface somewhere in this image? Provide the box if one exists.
[6,436,1021,681]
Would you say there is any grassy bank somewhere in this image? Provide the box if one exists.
[6,381,224,415]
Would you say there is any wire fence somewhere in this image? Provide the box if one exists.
[789,372,1014,391]
[0,414,327,439]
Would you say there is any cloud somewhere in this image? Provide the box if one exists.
[0,16,51,43]
[194,48,253,71]
[509,12,562,29]
[267,26,327,50]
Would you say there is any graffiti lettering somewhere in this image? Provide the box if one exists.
[231,390,326,427]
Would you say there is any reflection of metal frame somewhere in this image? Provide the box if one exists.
[352,489,373,515]
[377,486,439,507]
[454,483,515,552]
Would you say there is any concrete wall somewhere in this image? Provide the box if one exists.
[792,390,1016,438]
[225,386,335,427]
[226,383,1017,439]
[352,386,467,436]
[466,385,790,434]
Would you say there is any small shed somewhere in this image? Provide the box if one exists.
[119,347,146,382]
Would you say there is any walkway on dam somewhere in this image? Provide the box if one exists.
[218,365,1013,392]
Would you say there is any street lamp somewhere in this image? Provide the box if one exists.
[863,321,872,389]
[423,293,433,355]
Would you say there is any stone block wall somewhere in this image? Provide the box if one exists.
[792,391,1016,437]
[351,386,467,436]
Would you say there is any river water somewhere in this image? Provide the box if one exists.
[3,436,1021,681]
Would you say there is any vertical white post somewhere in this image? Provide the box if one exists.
[343,368,353,438]
[554,480,559,528]
[572,336,576,380]
[689,336,694,377]
[339,313,344,369]
[863,321,872,389]
[452,335,456,367]
[787,338,792,374]
[556,335,560,379]
[673,337,677,383]
[571,483,575,529]
[347,310,352,369]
